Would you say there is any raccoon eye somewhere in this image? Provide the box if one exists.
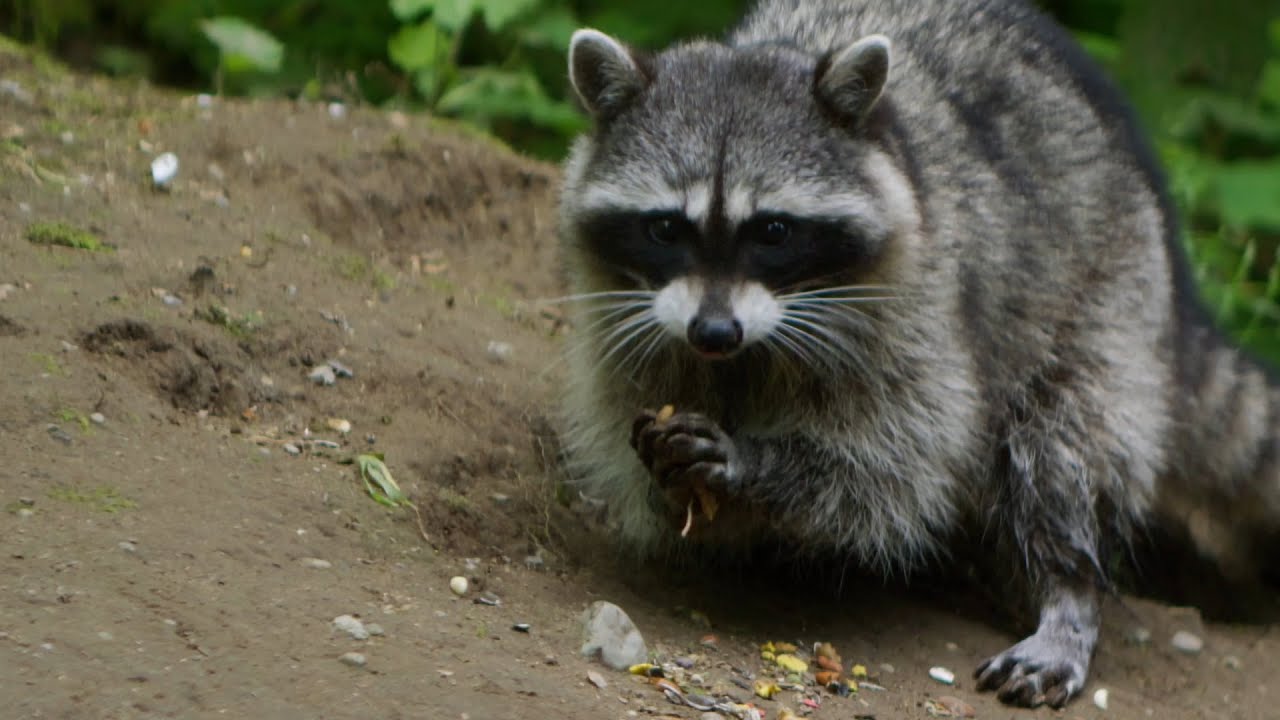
[646,217,683,245]
[759,220,791,246]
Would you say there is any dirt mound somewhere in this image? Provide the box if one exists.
[80,318,273,415]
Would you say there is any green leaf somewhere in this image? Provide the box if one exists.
[436,68,587,132]
[390,0,436,22]
[1260,60,1280,110]
[433,0,478,32]
[199,17,284,74]
[519,6,578,50]
[1214,161,1280,230]
[388,20,449,72]
[356,454,409,507]
[476,0,540,32]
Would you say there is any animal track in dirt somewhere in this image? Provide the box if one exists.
[80,318,273,416]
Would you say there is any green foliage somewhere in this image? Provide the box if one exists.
[384,0,588,156]
[200,16,284,75]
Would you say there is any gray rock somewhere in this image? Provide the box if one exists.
[89,412,106,425]
[365,623,385,637]
[308,366,336,386]
[339,651,366,668]
[581,601,647,670]
[1172,630,1203,655]
[283,443,302,456]
[327,359,354,378]
[300,557,331,569]
[333,614,369,640]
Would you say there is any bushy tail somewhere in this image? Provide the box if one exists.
[1157,325,1280,589]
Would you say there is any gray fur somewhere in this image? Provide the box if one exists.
[556,0,1280,709]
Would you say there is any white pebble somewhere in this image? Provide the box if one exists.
[1129,627,1151,645]
[327,102,347,119]
[308,365,336,386]
[151,152,179,187]
[89,412,105,425]
[333,614,369,640]
[928,666,955,685]
[16,508,34,519]
[1171,630,1203,654]
[449,576,469,596]
[283,443,301,456]
[365,623,385,637]
[118,541,138,553]
[300,557,330,569]
[339,651,366,668]
[486,340,514,363]
[1094,687,1109,710]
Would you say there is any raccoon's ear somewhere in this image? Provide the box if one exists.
[815,34,891,125]
[569,29,649,120]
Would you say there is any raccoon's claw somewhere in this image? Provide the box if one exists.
[974,634,1089,709]
[630,410,738,512]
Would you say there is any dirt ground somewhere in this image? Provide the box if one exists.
[2,40,1278,720]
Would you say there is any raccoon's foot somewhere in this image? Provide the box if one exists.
[630,410,741,518]
[974,584,1098,708]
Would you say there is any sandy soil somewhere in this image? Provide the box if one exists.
[1,40,1277,720]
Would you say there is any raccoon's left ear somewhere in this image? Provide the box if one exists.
[815,34,891,125]
[569,29,650,121]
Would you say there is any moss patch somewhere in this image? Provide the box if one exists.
[26,221,111,252]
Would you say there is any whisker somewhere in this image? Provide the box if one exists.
[537,290,656,305]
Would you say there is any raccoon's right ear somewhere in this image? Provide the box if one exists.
[569,29,650,121]
[815,34,891,126]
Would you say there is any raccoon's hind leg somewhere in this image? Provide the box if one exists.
[973,399,1111,708]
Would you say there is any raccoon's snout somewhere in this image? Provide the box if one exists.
[688,314,744,357]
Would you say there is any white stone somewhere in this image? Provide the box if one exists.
[580,601,647,670]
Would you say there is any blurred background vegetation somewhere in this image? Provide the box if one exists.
[3,0,1280,361]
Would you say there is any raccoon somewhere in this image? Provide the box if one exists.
[556,0,1280,708]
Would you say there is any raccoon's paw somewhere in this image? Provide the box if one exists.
[629,410,739,514]
[974,631,1090,709]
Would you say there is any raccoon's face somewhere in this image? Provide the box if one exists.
[561,30,916,361]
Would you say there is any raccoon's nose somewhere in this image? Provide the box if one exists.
[687,316,744,357]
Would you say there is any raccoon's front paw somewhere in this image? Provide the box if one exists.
[974,630,1091,709]
[630,409,739,517]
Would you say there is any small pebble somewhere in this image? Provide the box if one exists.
[283,443,301,456]
[308,366,337,386]
[0,283,17,300]
[60,130,74,144]
[928,666,956,685]
[1171,630,1203,655]
[474,592,501,606]
[196,93,214,108]
[333,614,369,640]
[16,508,34,519]
[47,425,73,445]
[326,418,352,434]
[89,412,105,425]
[300,557,331,569]
[486,340,514,364]
[97,631,114,641]
[675,657,695,669]
[587,670,608,689]
[1093,687,1109,710]
[926,696,975,718]
[365,623,385,637]
[449,576,469,596]
[118,541,138,553]
[18,497,34,506]
[1129,627,1152,645]
[1224,655,1242,670]
[327,102,347,119]
[327,359,354,378]
[151,152,179,187]
[511,623,531,633]
[524,554,545,570]
[339,652,366,668]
